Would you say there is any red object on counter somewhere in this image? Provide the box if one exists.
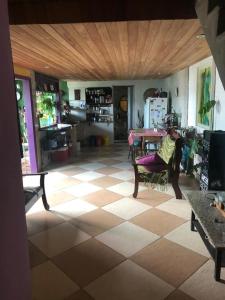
[51,147,69,162]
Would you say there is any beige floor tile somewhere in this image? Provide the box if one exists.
[107,182,147,197]
[26,210,65,236]
[112,162,132,170]
[165,221,210,257]
[131,238,208,287]
[134,189,173,206]
[47,190,75,206]
[49,178,81,190]
[28,241,48,268]
[180,260,225,300]
[156,198,191,220]
[65,290,94,300]
[131,208,186,236]
[73,171,105,182]
[70,209,124,236]
[30,222,90,258]
[165,289,196,300]
[52,199,97,220]
[102,197,151,220]
[65,183,102,197]
[96,222,159,257]
[85,260,174,300]
[83,190,123,207]
[26,196,54,215]
[98,159,121,165]
[45,172,68,185]
[91,176,123,188]
[32,261,79,300]
[78,162,106,171]
[97,167,122,175]
[53,238,125,287]
[109,170,134,181]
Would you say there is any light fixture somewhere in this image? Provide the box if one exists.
[196,33,206,39]
[44,65,50,69]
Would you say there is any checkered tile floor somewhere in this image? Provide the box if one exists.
[24,144,225,300]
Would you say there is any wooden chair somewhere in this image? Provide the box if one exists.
[23,172,49,212]
[133,138,183,199]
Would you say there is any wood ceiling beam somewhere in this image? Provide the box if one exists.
[8,0,196,25]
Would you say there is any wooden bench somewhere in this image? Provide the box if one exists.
[133,138,183,199]
[23,172,49,213]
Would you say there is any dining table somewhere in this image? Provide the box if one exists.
[128,128,167,155]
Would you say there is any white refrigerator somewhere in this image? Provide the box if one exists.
[144,97,168,128]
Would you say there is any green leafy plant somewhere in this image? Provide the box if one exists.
[36,92,57,128]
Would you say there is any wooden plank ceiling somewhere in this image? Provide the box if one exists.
[10,19,211,80]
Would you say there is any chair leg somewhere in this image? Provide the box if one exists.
[128,146,131,159]
[42,193,50,210]
[171,174,182,199]
[133,178,139,198]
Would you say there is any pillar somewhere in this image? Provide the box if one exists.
[0,1,31,299]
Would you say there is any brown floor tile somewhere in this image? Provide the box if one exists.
[85,260,174,300]
[26,210,65,236]
[83,190,123,207]
[65,290,94,300]
[32,261,79,300]
[165,289,196,300]
[179,174,199,190]
[134,189,173,206]
[98,159,121,165]
[91,176,123,188]
[52,238,125,287]
[131,208,186,236]
[131,238,208,287]
[70,209,124,236]
[28,241,48,268]
[97,167,122,175]
[48,190,75,206]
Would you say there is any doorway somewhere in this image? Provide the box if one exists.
[113,86,133,141]
[15,77,38,173]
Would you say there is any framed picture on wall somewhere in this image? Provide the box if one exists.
[196,61,216,129]
[74,89,81,100]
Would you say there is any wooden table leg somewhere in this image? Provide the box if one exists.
[214,249,222,281]
[191,210,196,231]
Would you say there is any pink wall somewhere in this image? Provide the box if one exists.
[0,1,31,299]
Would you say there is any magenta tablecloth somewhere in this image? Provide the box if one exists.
[128,129,167,145]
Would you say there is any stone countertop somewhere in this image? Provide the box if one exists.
[186,191,225,249]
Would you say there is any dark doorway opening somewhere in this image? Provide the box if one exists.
[113,86,133,141]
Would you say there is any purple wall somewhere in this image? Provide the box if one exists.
[23,79,38,172]
[0,1,31,299]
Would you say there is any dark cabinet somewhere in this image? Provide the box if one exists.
[85,87,113,123]
[200,130,225,191]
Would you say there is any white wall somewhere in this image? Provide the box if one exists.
[67,79,163,127]
[214,69,225,130]
[188,55,225,131]
[162,68,189,127]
